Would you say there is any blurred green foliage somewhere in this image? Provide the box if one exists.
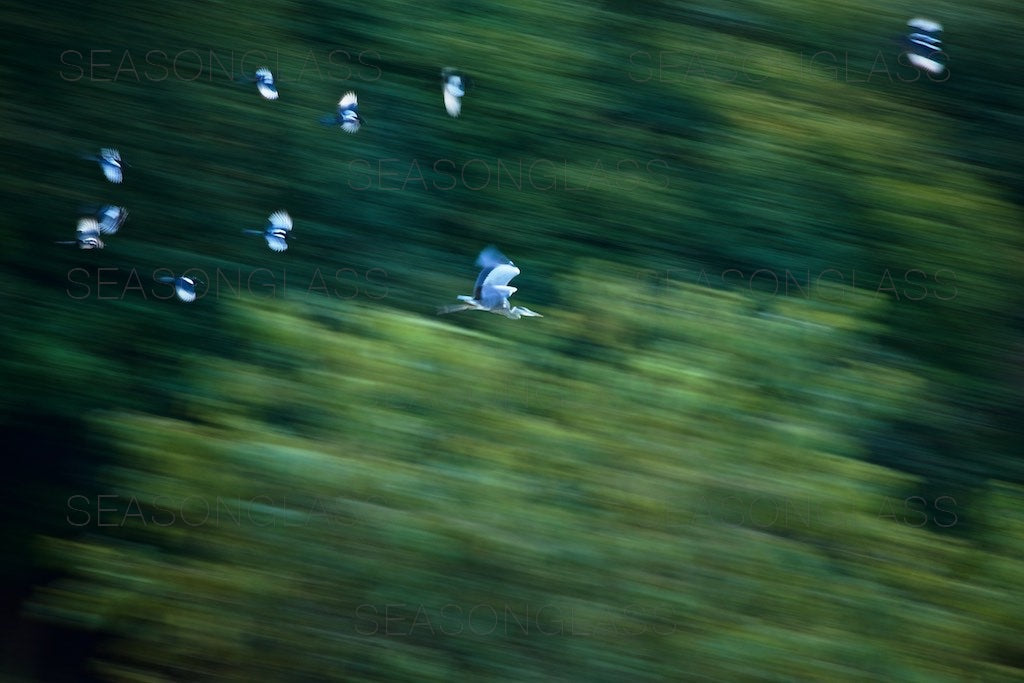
[2,0,1023,680]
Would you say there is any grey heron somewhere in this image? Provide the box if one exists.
[243,210,293,252]
[442,68,465,117]
[320,91,362,133]
[439,246,543,319]
[156,274,200,303]
[56,218,104,250]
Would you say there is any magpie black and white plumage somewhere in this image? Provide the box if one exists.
[156,274,200,303]
[904,18,945,75]
[56,218,105,250]
[441,68,465,117]
[96,205,128,235]
[321,91,362,133]
[438,246,543,319]
[85,148,124,184]
[255,67,279,100]
[243,210,293,252]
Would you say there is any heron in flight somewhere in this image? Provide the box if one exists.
[83,148,124,183]
[243,210,293,252]
[321,91,362,133]
[156,274,201,303]
[439,246,542,319]
[441,68,465,117]
[56,218,104,250]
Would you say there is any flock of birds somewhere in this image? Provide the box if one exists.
[59,66,537,318]
[59,17,942,316]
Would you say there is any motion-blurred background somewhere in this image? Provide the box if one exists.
[2,1,1023,680]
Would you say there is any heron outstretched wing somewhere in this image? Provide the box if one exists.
[480,284,517,309]
[475,263,520,302]
[471,247,519,301]
[476,246,511,269]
